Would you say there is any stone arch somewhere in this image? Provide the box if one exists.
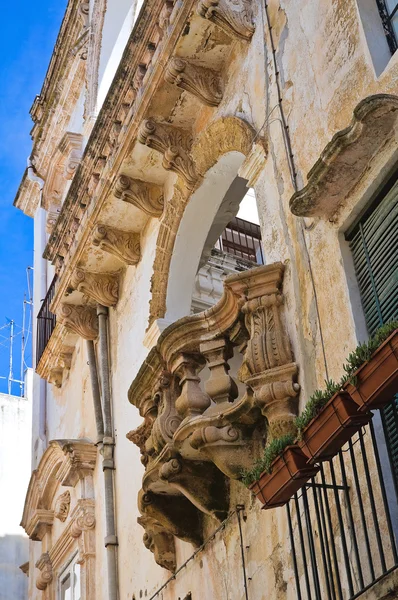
[148,116,262,327]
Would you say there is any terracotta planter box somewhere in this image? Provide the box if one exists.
[345,330,398,412]
[299,391,372,463]
[249,445,318,510]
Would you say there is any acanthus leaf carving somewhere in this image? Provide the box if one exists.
[114,175,164,218]
[59,304,99,340]
[92,224,141,266]
[165,57,223,107]
[138,120,198,188]
[197,0,255,40]
[54,490,71,522]
[70,269,119,307]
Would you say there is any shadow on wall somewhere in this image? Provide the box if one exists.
[0,535,28,600]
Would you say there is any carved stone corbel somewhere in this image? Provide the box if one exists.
[165,58,223,107]
[138,515,176,572]
[114,175,164,217]
[92,224,141,266]
[70,503,96,538]
[138,489,203,547]
[49,367,63,388]
[70,269,119,307]
[159,456,229,521]
[36,553,53,591]
[59,304,98,340]
[138,120,198,188]
[59,347,74,370]
[197,0,255,40]
[240,285,300,439]
[54,490,71,522]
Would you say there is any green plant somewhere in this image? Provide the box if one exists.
[343,320,398,380]
[241,434,295,486]
[294,379,340,436]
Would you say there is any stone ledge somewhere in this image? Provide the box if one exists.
[356,568,398,600]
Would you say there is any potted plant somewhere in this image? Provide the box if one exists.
[242,435,318,509]
[296,381,372,464]
[344,322,398,412]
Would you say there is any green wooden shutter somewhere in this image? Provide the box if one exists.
[347,178,398,498]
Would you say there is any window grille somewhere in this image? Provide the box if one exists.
[376,0,398,54]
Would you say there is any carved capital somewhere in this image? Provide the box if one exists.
[138,120,198,188]
[114,175,164,217]
[197,0,255,40]
[92,224,141,266]
[70,269,119,307]
[55,490,71,522]
[165,58,223,107]
[59,304,99,340]
[138,515,176,572]
[36,553,53,591]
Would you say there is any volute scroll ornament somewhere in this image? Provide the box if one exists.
[59,304,99,340]
[92,224,141,266]
[70,269,119,307]
[138,120,198,188]
[165,58,223,107]
[197,0,255,41]
[36,553,53,591]
[114,175,164,217]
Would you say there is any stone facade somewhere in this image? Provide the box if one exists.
[14,0,398,599]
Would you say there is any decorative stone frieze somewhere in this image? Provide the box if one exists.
[197,0,255,40]
[59,304,99,339]
[70,269,119,307]
[36,553,53,591]
[92,224,141,266]
[114,175,164,217]
[55,490,71,522]
[165,57,223,106]
[128,263,299,569]
[289,94,398,219]
[138,120,198,188]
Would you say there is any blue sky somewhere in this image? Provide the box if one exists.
[0,1,67,394]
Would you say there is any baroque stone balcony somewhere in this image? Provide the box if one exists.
[127,262,300,571]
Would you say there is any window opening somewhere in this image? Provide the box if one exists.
[59,555,81,600]
[376,0,398,53]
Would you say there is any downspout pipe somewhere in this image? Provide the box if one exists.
[97,304,119,600]
[86,339,104,443]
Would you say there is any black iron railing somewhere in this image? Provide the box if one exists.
[288,406,398,599]
[216,216,264,265]
[376,0,398,54]
[36,275,57,366]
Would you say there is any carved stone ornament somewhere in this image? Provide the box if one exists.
[70,269,119,307]
[138,120,198,188]
[59,304,99,340]
[36,553,53,591]
[127,263,299,570]
[70,503,96,538]
[197,0,255,40]
[138,515,176,572]
[55,490,71,522]
[92,224,141,265]
[114,174,164,217]
[165,57,223,107]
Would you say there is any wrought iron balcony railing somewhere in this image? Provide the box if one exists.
[216,216,264,265]
[36,275,57,367]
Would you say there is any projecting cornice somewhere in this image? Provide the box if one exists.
[289,94,398,219]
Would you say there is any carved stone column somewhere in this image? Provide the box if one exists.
[92,224,141,266]
[165,58,223,106]
[197,0,255,40]
[114,175,164,217]
[59,304,99,340]
[200,338,238,404]
[172,354,211,420]
[138,120,198,188]
[70,269,119,307]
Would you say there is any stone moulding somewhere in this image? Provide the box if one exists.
[127,263,299,571]
[289,94,398,219]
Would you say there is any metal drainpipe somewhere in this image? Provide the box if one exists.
[97,304,119,600]
[86,339,104,443]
